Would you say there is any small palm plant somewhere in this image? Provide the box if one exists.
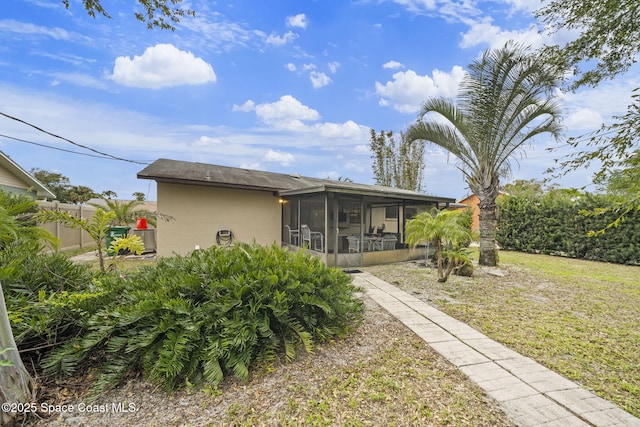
[90,198,157,227]
[406,209,475,282]
[38,208,116,273]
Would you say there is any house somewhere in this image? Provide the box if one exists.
[138,159,457,267]
[0,150,55,199]
[457,192,504,232]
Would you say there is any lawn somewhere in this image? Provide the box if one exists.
[365,250,640,417]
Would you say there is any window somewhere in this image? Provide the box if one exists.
[349,203,361,224]
[385,206,398,219]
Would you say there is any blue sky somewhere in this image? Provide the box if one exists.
[1,0,638,201]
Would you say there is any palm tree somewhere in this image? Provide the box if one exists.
[90,198,159,227]
[405,209,474,282]
[0,190,58,249]
[38,208,116,274]
[406,42,563,266]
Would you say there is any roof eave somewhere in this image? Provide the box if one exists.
[138,175,282,193]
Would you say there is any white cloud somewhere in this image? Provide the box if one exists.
[392,0,482,23]
[51,72,108,90]
[314,120,365,138]
[383,60,404,70]
[287,13,308,29]
[255,95,320,127]
[238,95,369,139]
[328,61,340,73]
[502,0,543,13]
[563,108,603,132]
[286,63,297,72]
[263,149,295,166]
[375,66,466,113]
[232,100,256,112]
[460,20,544,50]
[180,19,254,52]
[266,30,297,46]
[0,19,72,40]
[110,44,216,89]
[193,136,223,146]
[354,144,370,153]
[310,71,332,89]
[344,161,367,173]
[302,63,316,71]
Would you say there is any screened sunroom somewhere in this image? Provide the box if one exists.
[279,182,456,267]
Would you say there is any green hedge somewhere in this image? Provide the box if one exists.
[497,192,640,265]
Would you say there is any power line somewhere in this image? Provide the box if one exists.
[0,111,150,165]
[0,133,151,163]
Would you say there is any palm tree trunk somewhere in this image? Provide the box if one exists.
[478,198,499,266]
[435,239,444,280]
[0,281,35,426]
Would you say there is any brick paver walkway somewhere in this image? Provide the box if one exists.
[353,271,640,427]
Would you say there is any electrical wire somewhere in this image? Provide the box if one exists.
[0,111,150,165]
[0,133,152,163]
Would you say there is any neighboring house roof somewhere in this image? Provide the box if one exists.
[0,150,55,199]
[138,158,456,205]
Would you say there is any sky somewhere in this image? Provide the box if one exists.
[1,0,638,202]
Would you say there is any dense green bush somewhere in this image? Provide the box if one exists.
[497,191,640,264]
[1,241,96,358]
[41,243,363,394]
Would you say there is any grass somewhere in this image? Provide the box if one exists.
[207,332,512,426]
[366,250,640,417]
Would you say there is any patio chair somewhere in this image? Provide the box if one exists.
[347,236,360,253]
[301,225,324,252]
[284,224,299,245]
[382,234,398,250]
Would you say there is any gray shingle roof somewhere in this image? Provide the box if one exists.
[138,158,455,204]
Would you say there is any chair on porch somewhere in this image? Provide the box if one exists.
[284,225,299,245]
[346,236,360,253]
[382,234,398,250]
[301,225,324,252]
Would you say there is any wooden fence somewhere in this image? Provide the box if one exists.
[37,201,98,253]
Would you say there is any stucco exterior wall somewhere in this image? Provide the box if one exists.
[156,182,282,257]
[458,194,480,231]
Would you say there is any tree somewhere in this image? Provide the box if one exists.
[549,92,640,231]
[538,1,640,230]
[536,0,640,90]
[63,0,195,31]
[30,169,99,204]
[370,129,426,192]
[66,186,97,205]
[90,198,161,227]
[132,192,146,201]
[501,179,548,198]
[406,42,563,266]
[101,190,118,200]
[405,209,474,282]
[30,168,71,202]
[38,208,116,274]
[0,208,35,427]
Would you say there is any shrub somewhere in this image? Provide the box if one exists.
[1,241,97,359]
[42,243,363,395]
[497,191,640,265]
